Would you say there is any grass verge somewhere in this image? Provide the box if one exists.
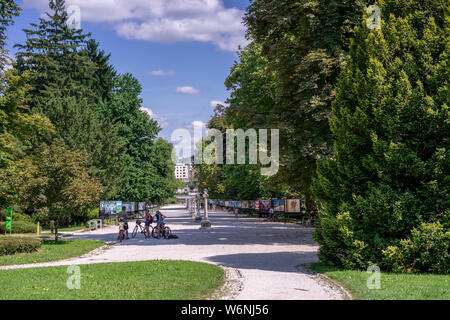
[0,239,104,266]
[310,262,450,300]
[0,260,224,300]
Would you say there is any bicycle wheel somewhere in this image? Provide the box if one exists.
[163,227,171,239]
[146,226,153,238]
[151,227,159,239]
[131,226,138,238]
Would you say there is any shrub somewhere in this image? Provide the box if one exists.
[0,237,42,256]
[166,198,178,205]
[382,222,450,274]
[13,214,35,223]
[87,208,99,220]
[314,212,371,269]
[0,221,38,234]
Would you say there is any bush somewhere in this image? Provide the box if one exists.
[87,208,99,220]
[166,198,178,205]
[0,221,38,234]
[314,212,371,269]
[1,211,34,223]
[0,237,42,256]
[382,222,450,274]
[13,214,35,223]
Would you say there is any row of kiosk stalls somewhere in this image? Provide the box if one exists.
[98,201,160,224]
[210,199,307,223]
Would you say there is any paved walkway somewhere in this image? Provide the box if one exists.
[0,205,344,300]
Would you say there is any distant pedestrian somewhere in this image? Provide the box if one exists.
[234,208,239,219]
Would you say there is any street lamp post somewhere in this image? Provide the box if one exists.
[200,189,211,228]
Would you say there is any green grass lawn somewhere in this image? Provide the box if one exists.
[310,263,450,300]
[1,233,54,239]
[0,260,224,300]
[0,239,104,266]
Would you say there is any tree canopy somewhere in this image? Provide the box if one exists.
[1,0,178,228]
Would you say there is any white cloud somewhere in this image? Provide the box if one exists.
[210,100,228,108]
[148,70,176,76]
[176,86,200,94]
[140,107,169,128]
[23,0,249,52]
[191,120,205,129]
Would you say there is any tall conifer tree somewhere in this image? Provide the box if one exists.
[15,0,125,199]
[314,0,449,269]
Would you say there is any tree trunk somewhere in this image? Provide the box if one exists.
[305,190,318,218]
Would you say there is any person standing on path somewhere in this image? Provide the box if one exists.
[144,210,153,239]
[155,210,166,239]
[121,206,130,240]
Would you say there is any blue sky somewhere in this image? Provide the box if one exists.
[6,0,251,156]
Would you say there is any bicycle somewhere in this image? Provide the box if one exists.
[151,224,172,239]
[132,220,152,238]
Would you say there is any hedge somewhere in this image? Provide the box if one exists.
[0,237,42,256]
[0,221,38,234]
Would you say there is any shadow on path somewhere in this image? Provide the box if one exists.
[206,251,319,273]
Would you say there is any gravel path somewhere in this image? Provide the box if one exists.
[0,205,344,300]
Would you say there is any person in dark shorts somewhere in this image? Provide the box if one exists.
[144,210,153,239]
[121,206,129,240]
[155,210,166,239]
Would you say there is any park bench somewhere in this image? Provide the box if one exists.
[88,219,103,231]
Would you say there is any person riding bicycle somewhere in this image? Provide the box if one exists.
[144,210,153,239]
[118,217,125,241]
[155,210,166,239]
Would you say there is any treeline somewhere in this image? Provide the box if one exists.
[196,0,449,273]
[0,0,178,226]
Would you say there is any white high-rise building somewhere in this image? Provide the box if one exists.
[175,163,190,181]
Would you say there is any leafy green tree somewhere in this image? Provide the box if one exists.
[0,69,54,209]
[15,0,126,199]
[175,179,187,193]
[99,73,162,202]
[244,0,368,214]
[224,42,278,130]
[150,138,179,204]
[24,140,103,241]
[314,0,449,270]
[197,42,303,201]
